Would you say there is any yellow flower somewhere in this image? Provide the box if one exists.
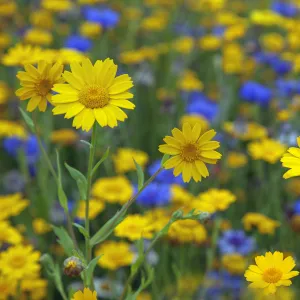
[42,0,72,12]
[242,213,280,235]
[80,22,102,39]
[180,114,209,132]
[57,48,86,64]
[171,185,194,206]
[188,198,216,214]
[30,10,54,30]
[76,199,105,220]
[159,123,221,183]
[119,49,145,65]
[141,15,168,31]
[51,129,79,145]
[144,208,170,232]
[72,288,97,300]
[260,33,285,53]
[92,176,133,204]
[16,60,64,112]
[137,292,152,300]
[223,121,267,140]
[0,245,41,280]
[178,70,204,92]
[0,221,23,246]
[0,193,29,221]
[0,276,17,299]
[168,219,207,244]
[0,120,27,139]
[0,81,10,104]
[113,148,149,174]
[222,253,247,274]
[226,151,248,168]
[252,287,295,300]
[197,188,236,211]
[245,251,299,295]
[32,218,52,235]
[2,44,44,66]
[281,137,300,179]
[114,214,154,241]
[250,10,283,26]
[52,58,135,131]
[21,278,48,300]
[286,178,300,196]
[24,28,53,46]
[95,241,134,270]
[248,139,287,164]
[198,35,222,51]
[0,32,11,49]
[0,2,17,17]
[173,36,195,54]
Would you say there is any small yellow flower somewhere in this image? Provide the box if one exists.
[92,176,133,204]
[113,148,149,174]
[226,151,248,168]
[0,193,29,221]
[57,48,86,64]
[80,22,102,39]
[0,32,11,49]
[248,138,287,164]
[180,114,209,132]
[250,10,283,26]
[281,137,300,179]
[0,81,11,104]
[16,60,64,112]
[168,219,207,244]
[159,123,222,183]
[76,199,105,220]
[51,129,79,145]
[52,58,135,131]
[222,253,247,274]
[95,241,134,270]
[21,278,48,300]
[171,185,195,206]
[245,251,299,295]
[173,36,195,54]
[198,35,222,51]
[32,218,52,235]
[0,221,23,246]
[0,276,17,299]
[0,245,41,280]
[24,28,53,46]
[42,0,72,12]
[114,214,154,241]
[30,10,54,30]
[178,70,204,92]
[0,2,17,17]
[0,120,27,139]
[72,288,97,300]
[119,49,145,65]
[260,33,285,53]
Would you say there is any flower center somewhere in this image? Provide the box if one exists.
[262,267,282,283]
[36,79,53,97]
[10,255,26,268]
[78,85,109,109]
[181,143,199,162]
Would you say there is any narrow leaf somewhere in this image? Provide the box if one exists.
[91,147,110,176]
[80,140,92,148]
[161,154,170,166]
[73,223,89,239]
[56,151,68,211]
[52,226,75,256]
[133,159,144,191]
[19,107,35,132]
[83,255,102,286]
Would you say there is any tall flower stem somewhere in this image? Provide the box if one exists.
[85,124,98,264]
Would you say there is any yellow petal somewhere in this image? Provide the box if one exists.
[81,109,95,132]
[94,108,108,127]
[109,99,135,109]
[27,96,41,112]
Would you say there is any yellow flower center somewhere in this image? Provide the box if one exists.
[181,143,199,162]
[262,267,282,283]
[66,261,77,269]
[10,255,26,268]
[36,79,53,97]
[79,85,109,109]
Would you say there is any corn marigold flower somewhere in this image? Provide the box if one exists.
[32,218,52,235]
[159,123,221,183]
[0,193,29,221]
[226,151,248,168]
[16,60,64,112]
[52,58,135,131]
[76,199,105,220]
[0,81,10,104]
[281,137,300,179]
[42,0,72,12]
[245,251,299,295]
[222,253,247,275]
[114,214,154,241]
[180,114,209,132]
[178,70,204,92]
[72,288,97,300]
[0,276,17,299]
[95,241,134,270]
[24,28,53,46]
[0,221,23,246]
[0,120,27,139]
[51,128,79,145]
[0,245,41,280]
[64,256,84,277]
[21,278,48,300]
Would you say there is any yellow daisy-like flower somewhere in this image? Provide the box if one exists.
[51,128,79,145]
[76,199,105,220]
[0,276,17,299]
[245,251,299,295]
[222,253,247,275]
[16,61,64,112]
[52,58,135,131]
[0,120,27,139]
[159,123,222,183]
[0,193,29,221]
[0,221,23,246]
[72,288,97,300]
[95,241,134,270]
[281,137,300,179]
[32,218,52,235]
[0,245,41,280]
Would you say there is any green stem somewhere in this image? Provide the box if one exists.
[85,124,98,272]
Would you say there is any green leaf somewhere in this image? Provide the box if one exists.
[91,147,110,176]
[65,163,88,200]
[56,150,68,212]
[133,159,144,191]
[40,254,55,277]
[161,154,170,166]
[90,207,127,247]
[130,239,145,275]
[73,223,89,239]
[52,226,75,257]
[83,255,102,286]
[72,249,87,266]
[80,140,92,148]
[19,107,35,132]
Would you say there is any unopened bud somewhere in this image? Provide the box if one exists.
[63,256,84,277]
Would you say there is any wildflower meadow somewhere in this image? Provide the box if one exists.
[1,0,300,299]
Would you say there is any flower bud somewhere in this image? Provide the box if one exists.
[63,256,84,277]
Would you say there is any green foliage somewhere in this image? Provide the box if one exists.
[52,226,75,257]
[134,159,144,191]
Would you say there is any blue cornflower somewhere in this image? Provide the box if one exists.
[136,182,171,207]
[239,81,272,106]
[65,35,92,52]
[272,1,298,17]
[291,200,300,215]
[276,79,300,97]
[218,230,255,255]
[186,92,219,121]
[83,7,119,29]
[253,51,278,65]
[270,58,292,75]
[148,160,184,185]
[212,26,225,37]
